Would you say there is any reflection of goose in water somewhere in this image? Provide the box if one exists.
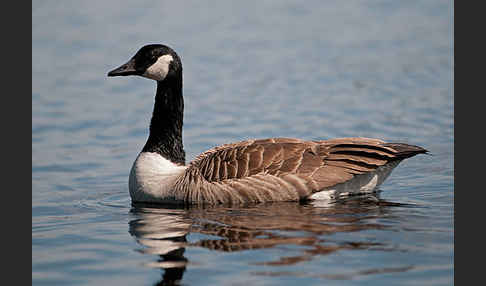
[129,207,190,285]
[128,195,414,284]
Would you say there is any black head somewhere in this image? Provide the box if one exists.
[107,44,182,82]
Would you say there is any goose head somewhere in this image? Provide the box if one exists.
[107,44,182,82]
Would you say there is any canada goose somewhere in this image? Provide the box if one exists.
[107,44,427,205]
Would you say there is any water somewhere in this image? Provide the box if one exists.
[32,1,453,285]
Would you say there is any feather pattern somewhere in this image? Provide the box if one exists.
[169,137,427,205]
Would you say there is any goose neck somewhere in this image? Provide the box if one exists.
[142,79,185,165]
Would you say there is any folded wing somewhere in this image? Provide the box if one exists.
[181,137,427,204]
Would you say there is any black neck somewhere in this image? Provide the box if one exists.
[142,78,186,165]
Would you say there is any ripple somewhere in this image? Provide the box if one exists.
[33,162,103,173]
[78,190,131,212]
[252,265,415,280]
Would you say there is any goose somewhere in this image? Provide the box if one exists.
[107,44,427,205]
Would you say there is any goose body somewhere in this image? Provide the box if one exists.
[108,44,427,205]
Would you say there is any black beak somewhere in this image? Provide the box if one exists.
[107,58,138,77]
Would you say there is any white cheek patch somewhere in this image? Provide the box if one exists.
[143,54,174,81]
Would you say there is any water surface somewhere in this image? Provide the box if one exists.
[32,1,453,285]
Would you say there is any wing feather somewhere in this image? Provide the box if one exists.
[182,137,427,203]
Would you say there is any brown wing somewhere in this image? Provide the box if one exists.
[306,138,427,191]
[189,138,312,181]
[185,137,426,202]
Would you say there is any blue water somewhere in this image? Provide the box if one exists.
[32,1,453,285]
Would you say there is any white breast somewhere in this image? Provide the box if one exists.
[129,152,187,202]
